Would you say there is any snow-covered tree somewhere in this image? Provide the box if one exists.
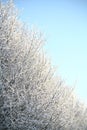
[0,1,87,130]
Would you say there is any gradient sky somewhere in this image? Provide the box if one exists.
[3,0,87,104]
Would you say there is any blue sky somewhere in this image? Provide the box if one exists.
[3,0,87,104]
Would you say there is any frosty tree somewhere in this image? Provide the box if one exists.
[0,1,87,130]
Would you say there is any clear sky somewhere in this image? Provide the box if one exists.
[3,0,87,104]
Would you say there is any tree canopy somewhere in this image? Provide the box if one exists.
[0,1,87,130]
